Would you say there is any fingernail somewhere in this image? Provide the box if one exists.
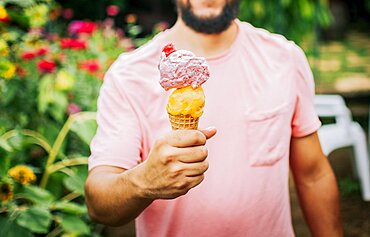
[205,126,216,131]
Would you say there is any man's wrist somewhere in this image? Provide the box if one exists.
[121,161,155,201]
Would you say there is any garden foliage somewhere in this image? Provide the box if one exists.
[0,0,138,236]
[238,0,332,42]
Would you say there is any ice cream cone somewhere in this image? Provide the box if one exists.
[158,43,210,130]
[168,113,199,130]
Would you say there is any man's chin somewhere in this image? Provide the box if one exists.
[177,0,239,34]
[191,8,224,20]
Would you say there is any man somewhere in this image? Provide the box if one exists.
[85,0,343,236]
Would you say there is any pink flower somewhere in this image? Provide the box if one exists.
[63,8,74,19]
[106,5,120,16]
[119,38,135,51]
[37,59,56,73]
[68,21,97,35]
[60,38,87,50]
[67,103,81,115]
[116,28,124,38]
[80,59,100,74]
[103,18,114,28]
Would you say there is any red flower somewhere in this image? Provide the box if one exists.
[80,59,100,74]
[37,59,56,73]
[106,5,120,16]
[68,21,97,35]
[21,51,37,60]
[36,47,49,56]
[60,38,87,50]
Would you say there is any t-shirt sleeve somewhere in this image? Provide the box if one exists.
[291,44,321,137]
[88,68,142,171]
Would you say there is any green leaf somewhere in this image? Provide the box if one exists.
[2,81,17,105]
[70,119,97,145]
[75,165,88,182]
[280,0,292,7]
[6,10,30,32]
[54,201,87,215]
[0,154,10,176]
[7,132,23,150]
[0,217,33,237]
[46,172,67,198]
[16,207,52,234]
[49,91,68,122]
[0,137,13,152]
[4,0,35,8]
[63,174,85,196]
[38,121,61,145]
[22,185,55,205]
[38,75,54,114]
[58,214,90,235]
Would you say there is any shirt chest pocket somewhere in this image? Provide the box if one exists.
[244,103,292,167]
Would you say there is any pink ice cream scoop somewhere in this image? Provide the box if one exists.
[158,44,210,90]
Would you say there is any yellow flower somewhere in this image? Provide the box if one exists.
[0,182,13,202]
[55,69,75,91]
[0,5,9,21]
[24,4,49,28]
[8,165,36,185]
[0,60,16,80]
[0,39,9,57]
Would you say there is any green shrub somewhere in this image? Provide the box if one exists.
[238,0,332,43]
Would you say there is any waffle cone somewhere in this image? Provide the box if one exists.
[168,113,199,130]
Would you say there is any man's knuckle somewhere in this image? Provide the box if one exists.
[155,137,166,147]
[202,160,209,172]
[169,165,183,177]
[193,132,205,144]
[198,174,205,183]
[201,146,208,157]
[174,181,188,191]
[162,148,179,163]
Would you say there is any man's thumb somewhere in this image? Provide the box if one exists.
[200,127,217,139]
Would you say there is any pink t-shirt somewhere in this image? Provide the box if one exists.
[89,20,321,237]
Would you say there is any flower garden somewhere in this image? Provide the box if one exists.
[0,1,149,236]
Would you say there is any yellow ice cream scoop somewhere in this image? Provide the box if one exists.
[166,86,205,130]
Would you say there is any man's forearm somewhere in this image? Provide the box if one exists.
[293,161,343,237]
[85,164,153,226]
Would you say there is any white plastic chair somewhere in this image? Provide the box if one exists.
[314,94,370,201]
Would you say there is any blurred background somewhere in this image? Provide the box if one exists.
[0,0,369,236]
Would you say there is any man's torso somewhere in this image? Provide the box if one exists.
[111,20,300,237]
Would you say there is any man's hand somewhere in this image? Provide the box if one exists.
[85,127,216,226]
[135,127,217,200]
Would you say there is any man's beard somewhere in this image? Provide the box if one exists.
[177,0,240,34]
